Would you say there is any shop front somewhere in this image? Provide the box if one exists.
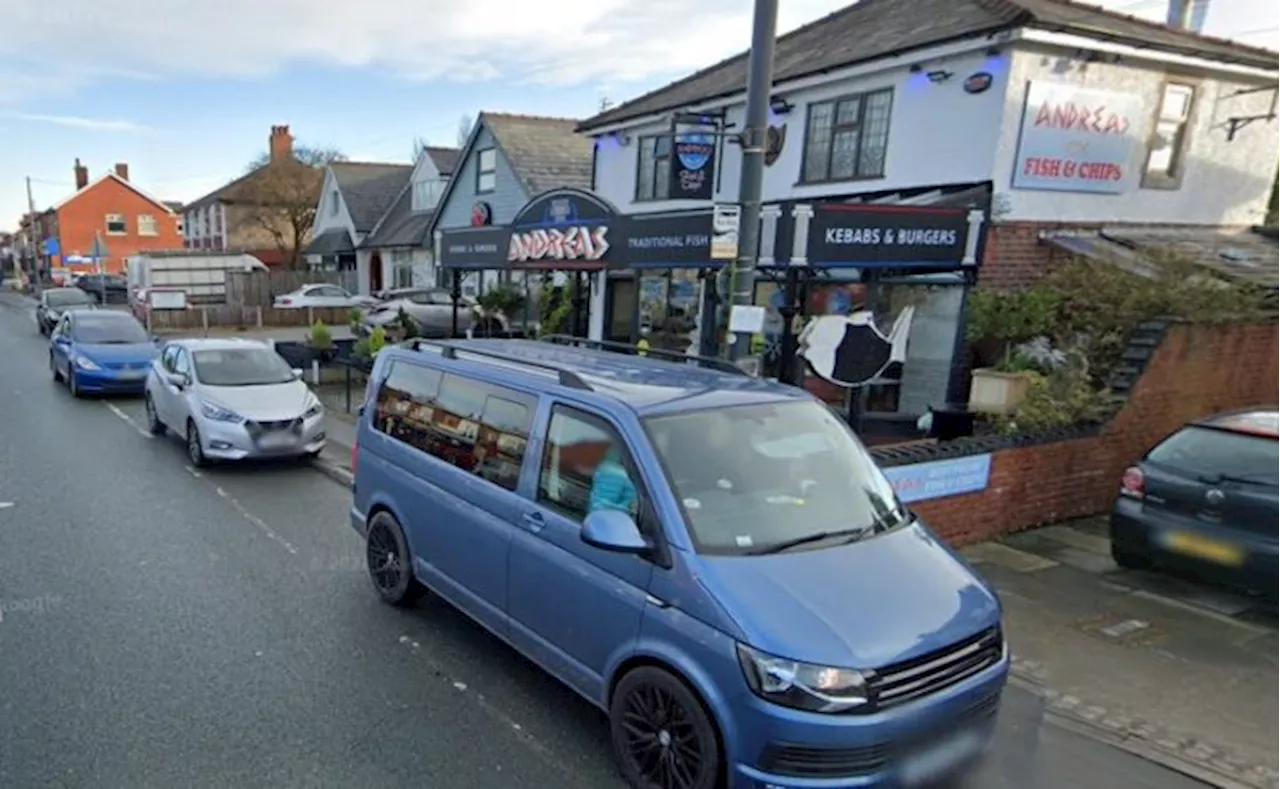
[438,187,725,348]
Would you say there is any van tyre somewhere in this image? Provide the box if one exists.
[145,395,166,436]
[365,511,423,606]
[610,666,721,789]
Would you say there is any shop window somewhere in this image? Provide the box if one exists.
[637,269,699,353]
[538,406,645,522]
[801,89,893,184]
[1142,82,1195,189]
[476,148,497,194]
[373,363,533,492]
[635,135,672,201]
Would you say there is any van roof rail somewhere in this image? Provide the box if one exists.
[539,334,750,377]
[404,338,593,391]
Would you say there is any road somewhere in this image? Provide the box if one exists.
[0,291,1209,789]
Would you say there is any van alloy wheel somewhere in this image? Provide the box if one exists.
[364,513,422,606]
[610,667,719,789]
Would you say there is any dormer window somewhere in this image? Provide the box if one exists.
[412,178,445,212]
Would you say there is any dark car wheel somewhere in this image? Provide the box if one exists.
[1111,545,1151,570]
[145,395,166,436]
[186,420,208,467]
[610,666,721,789]
[67,370,82,398]
[50,353,62,382]
[365,511,423,606]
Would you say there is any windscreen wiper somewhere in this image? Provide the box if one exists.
[748,527,872,555]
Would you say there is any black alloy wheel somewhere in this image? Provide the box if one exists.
[365,511,422,606]
[186,420,208,467]
[610,667,720,789]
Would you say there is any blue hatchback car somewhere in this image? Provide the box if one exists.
[49,308,159,397]
[349,338,1008,789]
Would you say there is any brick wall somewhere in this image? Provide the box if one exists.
[905,320,1279,546]
[56,176,183,273]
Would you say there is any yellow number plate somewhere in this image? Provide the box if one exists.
[1165,532,1244,566]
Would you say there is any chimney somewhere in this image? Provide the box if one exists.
[74,158,89,190]
[1167,0,1209,32]
[269,124,294,163]
[114,162,129,181]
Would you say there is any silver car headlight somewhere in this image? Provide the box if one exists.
[201,401,243,423]
[736,643,869,713]
[303,400,323,419]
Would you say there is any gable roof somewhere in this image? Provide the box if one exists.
[52,172,179,215]
[329,162,413,233]
[579,0,1280,132]
[360,180,435,249]
[424,146,461,176]
[425,112,594,241]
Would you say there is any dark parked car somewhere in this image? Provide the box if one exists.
[75,273,130,304]
[36,287,97,335]
[1110,408,1278,597]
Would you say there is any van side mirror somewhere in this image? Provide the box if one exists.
[581,510,649,555]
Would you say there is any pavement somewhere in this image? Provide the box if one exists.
[0,286,1242,789]
[965,519,1278,789]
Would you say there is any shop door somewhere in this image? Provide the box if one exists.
[605,278,637,343]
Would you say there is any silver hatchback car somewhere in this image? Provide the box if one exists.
[143,338,326,466]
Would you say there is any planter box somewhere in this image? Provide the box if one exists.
[969,369,1032,414]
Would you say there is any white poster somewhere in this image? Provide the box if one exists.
[1011,81,1146,195]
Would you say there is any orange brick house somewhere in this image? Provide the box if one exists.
[50,161,184,274]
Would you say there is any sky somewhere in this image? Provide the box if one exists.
[1,0,1276,230]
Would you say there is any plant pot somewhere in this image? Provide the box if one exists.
[968,368,1032,414]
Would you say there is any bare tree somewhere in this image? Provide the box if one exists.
[238,146,345,268]
[458,114,474,148]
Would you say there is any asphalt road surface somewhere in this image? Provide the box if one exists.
[0,292,1209,789]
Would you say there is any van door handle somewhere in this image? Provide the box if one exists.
[522,511,545,533]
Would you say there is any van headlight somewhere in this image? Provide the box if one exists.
[736,644,869,713]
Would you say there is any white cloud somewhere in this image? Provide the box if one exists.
[9,113,149,132]
[0,0,852,103]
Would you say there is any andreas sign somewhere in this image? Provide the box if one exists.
[507,225,610,264]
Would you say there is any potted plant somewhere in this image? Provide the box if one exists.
[964,288,1062,414]
[476,284,525,336]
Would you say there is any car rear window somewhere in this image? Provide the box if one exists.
[1146,426,1278,487]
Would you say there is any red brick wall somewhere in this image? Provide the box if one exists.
[912,320,1279,546]
[55,177,184,273]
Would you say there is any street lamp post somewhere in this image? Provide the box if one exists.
[721,0,779,361]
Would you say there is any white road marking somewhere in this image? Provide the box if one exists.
[211,483,298,555]
[103,402,153,438]
[0,502,13,509]
[183,465,203,479]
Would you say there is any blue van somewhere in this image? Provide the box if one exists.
[349,337,1008,789]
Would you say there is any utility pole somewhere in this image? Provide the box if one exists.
[721,0,779,360]
[25,176,42,297]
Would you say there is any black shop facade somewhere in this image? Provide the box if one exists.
[437,187,728,353]
[438,184,990,440]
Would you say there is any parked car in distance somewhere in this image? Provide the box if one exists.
[359,288,502,338]
[36,287,96,335]
[273,284,376,310]
[74,273,130,304]
[1110,408,1278,597]
[144,338,326,467]
[349,338,1008,789]
[49,309,159,397]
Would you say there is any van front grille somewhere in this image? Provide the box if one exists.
[868,626,1003,710]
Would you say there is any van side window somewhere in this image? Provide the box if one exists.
[373,361,532,492]
[539,406,645,523]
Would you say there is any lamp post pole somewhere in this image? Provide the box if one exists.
[721,0,779,360]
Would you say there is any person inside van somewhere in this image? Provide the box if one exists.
[588,445,639,516]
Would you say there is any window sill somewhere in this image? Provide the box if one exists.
[1139,175,1182,191]
[793,174,887,188]
[105,231,127,236]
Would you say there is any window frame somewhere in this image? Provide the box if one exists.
[476,149,497,194]
[535,404,667,565]
[105,213,127,235]
[798,88,894,185]
[1141,79,1197,191]
[634,135,673,201]
[137,214,158,236]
